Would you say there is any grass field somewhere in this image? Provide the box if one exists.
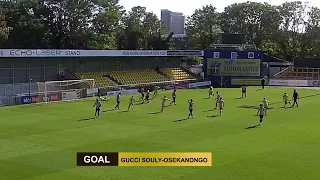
[1,86,320,180]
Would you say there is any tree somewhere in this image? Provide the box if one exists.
[185,5,221,49]
[117,6,173,50]
[221,2,281,47]
[0,9,11,47]
[89,0,124,49]
[1,0,50,48]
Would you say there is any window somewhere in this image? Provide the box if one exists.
[248,52,254,58]
[231,52,237,59]
[213,52,220,58]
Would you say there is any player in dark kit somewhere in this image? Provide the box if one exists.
[241,85,247,98]
[145,90,151,103]
[93,99,102,118]
[114,92,121,109]
[261,78,265,89]
[139,87,145,101]
[188,99,194,119]
[170,89,177,105]
[292,90,299,107]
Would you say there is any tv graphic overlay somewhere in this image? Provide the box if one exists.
[77,152,212,167]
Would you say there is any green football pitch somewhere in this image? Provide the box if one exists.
[1,87,320,180]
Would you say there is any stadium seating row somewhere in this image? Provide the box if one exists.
[107,69,168,85]
[160,68,196,80]
[75,72,114,88]
[75,68,197,88]
[274,67,320,80]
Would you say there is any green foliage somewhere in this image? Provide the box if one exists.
[185,5,221,49]
[2,0,320,60]
[182,56,202,66]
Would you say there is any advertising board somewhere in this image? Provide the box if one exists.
[269,79,308,86]
[231,79,268,85]
[62,91,81,100]
[207,59,261,76]
[308,80,320,87]
[107,89,139,96]
[20,93,61,104]
[188,81,211,88]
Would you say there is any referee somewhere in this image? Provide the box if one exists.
[292,90,299,107]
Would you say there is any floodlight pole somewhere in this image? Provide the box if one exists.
[28,78,32,97]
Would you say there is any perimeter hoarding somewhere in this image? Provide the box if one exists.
[207,59,260,77]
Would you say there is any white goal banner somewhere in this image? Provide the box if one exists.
[62,91,81,100]
[107,89,139,96]
[269,79,308,87]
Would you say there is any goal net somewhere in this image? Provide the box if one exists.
[36,79,95,104]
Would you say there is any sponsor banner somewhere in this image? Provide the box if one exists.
[231,78,268,85]
[207,58,260,76]
[107,89,139,96]
[167,50,203,56]
[0,49,204,57]
[87,88,98,97]
[164,82,189,90]
[77,152,212,166]
[269,79,308,86]
[307,80,320,87]
[20,93,61,104]
[62,91,81,100]
[188,81,211,88]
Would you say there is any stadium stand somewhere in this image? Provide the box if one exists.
[274,58,320,80]
[160,67,197,80]
[274,66,320,80]
[75,72,115,87]
[107,69,169,85]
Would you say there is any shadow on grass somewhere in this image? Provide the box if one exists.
[245,124,260,129]
[203,108,215,112]
[79,117,95,121]
[148,111,162,114]
[207,115,220,118]
[235,97,243,100]
[119,110,128,113]
[204,97,214,99]
[103,109,116,112]
[173,118,190,122]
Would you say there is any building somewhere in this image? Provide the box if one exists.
[161,9,185,35]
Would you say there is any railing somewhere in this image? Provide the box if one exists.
[275,67,320,80]
[274,66,293,77]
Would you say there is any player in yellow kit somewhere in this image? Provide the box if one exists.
[283,93,290,107]
[160,96,170,112]
[218,97,225,115]
[261,98,270,115]
[208,86,214,98]
[127,96,135,111]
[153,86,159,98]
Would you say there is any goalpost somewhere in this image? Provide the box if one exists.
[36,79,95,104]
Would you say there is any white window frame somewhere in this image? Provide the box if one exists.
[248,52,254,58]
[213,52,220,58]
[231,52,237,59]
